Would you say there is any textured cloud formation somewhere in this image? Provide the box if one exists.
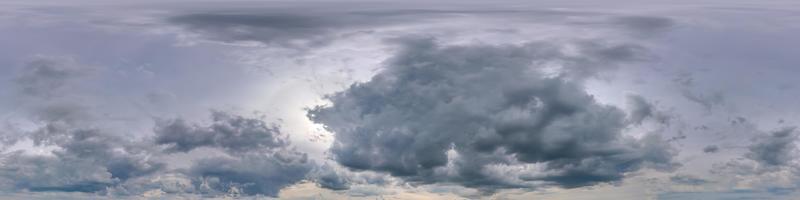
[0,56,313,197]
[626,94,670,125]
[0,57,164,193]
[670,174,710,186]
[166,7,674,49]
[0,127,164,193]
[14,56,93,98]
[4,1,800,199]
[154,111,288,154]
[309,37,676,191]
[188,153,311,196]
[746,127,797,167]
[703,145,719,153]
[154,112,314,197]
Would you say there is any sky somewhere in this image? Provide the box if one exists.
[0,0,799,199]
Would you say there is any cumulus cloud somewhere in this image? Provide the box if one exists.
[152,111,316,197]
[309,37,676,191]
[4,56,314,197]
[0,126,165,193]
[154,111,288,154]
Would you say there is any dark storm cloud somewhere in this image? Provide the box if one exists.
[745,127,797,167]
[153,111,288,154]
[308,37,676,191]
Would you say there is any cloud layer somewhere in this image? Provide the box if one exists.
[309,37,676,191]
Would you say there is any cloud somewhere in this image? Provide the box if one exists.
[14,56,94,98]
[308,163,351,191]
[0,56,167,194]
[745,127,797,167]
[152,111,317,197]
[612,16,675,36]
[165,7,673,51]
[0,153,114,193]
[12,57,96,125]
[626,94,671,125]
[670,174,710,185]
[0,126,165,193]
[153,111,288,154]
[681,90,724,112]
[703,145,719,153]
[188,153,311,197]
[309,37,676,191]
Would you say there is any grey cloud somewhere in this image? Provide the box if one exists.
[745,127,797,167]
[166,7,671,50]
[168,13,340,48]
[152,111,316,197]
[6,55,315,199]
[188,153,311,197]
[14,56,93,98]
[703,145,719,153]
[627,94,671,125]
[154,111,288,154]
[309,163,351,191]
[612,16,675,36]
[0,153,113,193]
[682,90,725,112]
[13,57,96,125]
[309,37,675,191]
[0,126,164,194]
[670,174,710,185]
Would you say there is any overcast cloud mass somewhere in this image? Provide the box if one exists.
[1,0,800,199]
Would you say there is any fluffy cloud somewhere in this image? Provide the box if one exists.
[309,37,676,191]
[0,125,165,193]
[154,111,288,154]
[153,111,315,197]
